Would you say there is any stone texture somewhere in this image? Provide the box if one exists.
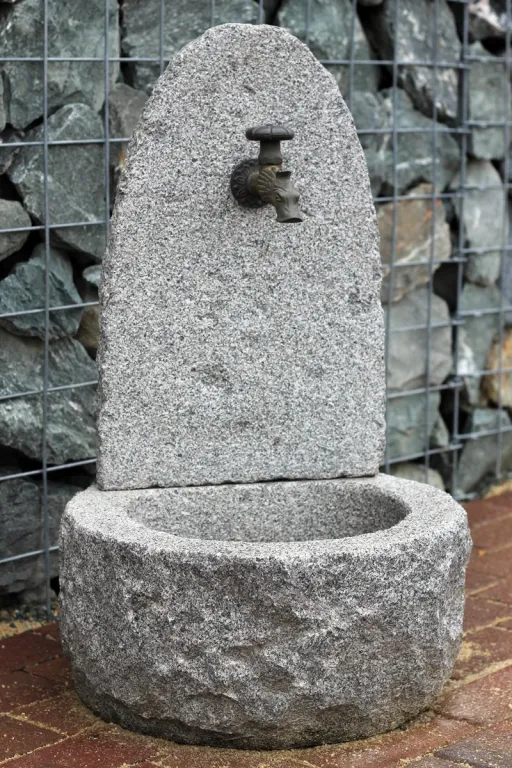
[0,327,97,464]
[349,89,459,197]
[386,391,441,460]
[122,0,258,94]
[468,43,511,161]
[482,328,512,408]
[386,287,452,392]
[454,0,511,42]
[109,83,148,169]
[60,473,471,750]
[0,468,80,596]
[458,284,502,406]
[98,24,384,491]
[457,408,512,494]
[279,0,379,96]
[0,199,31,262]
[0,243,83,339]
[0,0,119,130]
[379,184,451,304]
[8,104,106,262]
[450,160,507,287]
[390,462,445,490]
[363,0,460,124]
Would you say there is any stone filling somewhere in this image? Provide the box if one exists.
[97,23,384,491]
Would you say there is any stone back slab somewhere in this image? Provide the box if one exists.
[97,23,384,491]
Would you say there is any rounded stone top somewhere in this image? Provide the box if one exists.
[245,124,295,142]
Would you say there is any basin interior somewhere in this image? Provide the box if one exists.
[127,480,410,542]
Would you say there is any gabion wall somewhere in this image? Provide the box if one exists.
[0,0,511,607]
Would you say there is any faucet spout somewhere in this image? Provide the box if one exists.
[258,169,303,224]
[230,124,303,224]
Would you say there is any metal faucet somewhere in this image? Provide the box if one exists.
[230,124,303,223]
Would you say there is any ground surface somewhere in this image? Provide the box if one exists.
[1,492,512,767]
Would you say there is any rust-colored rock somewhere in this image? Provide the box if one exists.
[378,184,451,304]
[482,328,512,407]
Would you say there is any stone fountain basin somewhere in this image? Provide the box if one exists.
[59,474,471,750]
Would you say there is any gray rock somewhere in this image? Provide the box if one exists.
[386,391,441,460]
[0,328,97,464]
[461,0,511,41]
[0,127,24,176]
[60,474,470,749]
[0,76,5,133]
[390,462,445,490]
[379,89,459,194]
[122,0,258,94]
[457,408,512,494]
[386,288,452,392]
[0,0,119,130]
[363,0,460,124]
[8,104,106,262]
[350,89,459,196]
[280,0,379,96]
[109,83,148,168]
[83,265,101,289]
[458,283,502,406]
[98,24,384,491]
[468,43,511,160]
[450,160,507,286]
[0,199,31,262]
[431,413,450,450]
[0,243,83,339]
[0,468,79,596]
[77,284,100,358]
[379,183,451,304]
[349,91,386,196]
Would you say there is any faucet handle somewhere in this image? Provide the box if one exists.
[245,124,295,166]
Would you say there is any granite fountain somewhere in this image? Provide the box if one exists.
[59,23,472,751]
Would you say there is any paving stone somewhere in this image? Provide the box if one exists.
[11,691,99,736]
[465,494,512,528]
[26,656,72,684]
[465,571,499,596]
[436,664,512,724]
[33,624,61,643]
[156,745,282,767]
[436,721,512,767]
[463,598,512,634]
[468,545,512,579]
[0,632,60,673]
[0,672,63,712]
[480,575,512,605]
[98,24,384,490]
[0,713,61,760]
[270,717,478,768]
[453,627,512,679]
[2,726,159,767]
[393,758,464,768]
[470,516,512,550]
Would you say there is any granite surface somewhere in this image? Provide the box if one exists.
[60,473,471,749]
[97,23,384,490]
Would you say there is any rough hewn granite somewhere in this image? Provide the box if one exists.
[98,23,384,491]
[60,473,471,750]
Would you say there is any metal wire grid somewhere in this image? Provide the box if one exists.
[0,0,510,614]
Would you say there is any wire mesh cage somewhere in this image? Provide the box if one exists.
[0,0,511,614]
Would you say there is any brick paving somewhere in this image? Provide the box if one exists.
[0,494,511,767]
